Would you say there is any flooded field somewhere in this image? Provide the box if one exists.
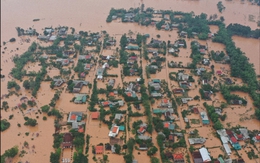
[1,0,260,163]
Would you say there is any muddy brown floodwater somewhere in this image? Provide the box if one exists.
[1,0,260,163]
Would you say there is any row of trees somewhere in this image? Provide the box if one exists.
[203,103,223,130]
[227,23,260,39]
[212,22,260,109]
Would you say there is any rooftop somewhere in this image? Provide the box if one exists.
[91,112,100,119]
[95,146,103,154]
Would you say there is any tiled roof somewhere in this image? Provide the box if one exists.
[78,127,84,133]
[139,126,145,133]
[255,135,260,140]
[109,92,115,96]
[230,137,237,144]
[173,153,184,160]
[103,101,109,106]
[216,70,222,75]
[95,146,103,154]
[112,126,118,133]
[91,112,100,119]
[164,123,169,128]
[70,114,76,120]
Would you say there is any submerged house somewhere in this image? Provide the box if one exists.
[164,122,175,130]
[161,99,172,108]
[125,45,139,50]
[137,123,147,134]
[96,68,105,80]
[188,138,206,145]
[230,137,241,150]
[173,88,184,94]
[108,125,120,138]
[74,94,87,104]
[73,81,89,93]
[200,112,210,125]
[199,147,211,162]
[62,133,74,149]
[173,153,184,163]
[95,145,103,154]
[108,79,115,87]
[53,79,65,87]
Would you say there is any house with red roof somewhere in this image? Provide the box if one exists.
[129,56,138,61]
[101,101,110,107]
[70,114,77,121]
[80,72,86,78]
[199,49,206,54]
[109,92,115,97]
[85,54,92,60]
[230,136,241,150]
[95,145,103,154]
[91,112,100,120]
[173,153,184,163]
[78,126,84,133]
[235,134,244,141]
[161,99,172,108]
[137,123,147,134]
[192,107,199,114]
[108,125,119,137]
[226,130,234,138]
[230,137,237,144]
[169,134,174,142]
[173,88,184,94]
[216,70,222,75]
[84,63,92,70]
[253,135,260,143]
[164,122,170,128]
[62,133,74,149]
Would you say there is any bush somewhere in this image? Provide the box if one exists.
[0,119,10,131]
[9,38,16,42]
[41,105,50,113]
[9,115,14,120]
[43,116,47,121]
[24,118,37,126]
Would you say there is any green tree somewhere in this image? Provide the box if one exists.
[41,105,50,113]
[147,146,158,156]
[50,148,61,163]
[213,120,223,130]
[114,144,121,154]
[3,146,19,157]
[0,119,10,131]
[23,80,31,89]
[24,118,37,126]
[120,34,128,50]
[7,81,18,89]
[15,84,20,91]
[151,157,160,163]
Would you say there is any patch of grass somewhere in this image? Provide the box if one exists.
[190,119,200,124]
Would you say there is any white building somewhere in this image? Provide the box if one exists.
[199,147,211,162]
[108,125,119,137]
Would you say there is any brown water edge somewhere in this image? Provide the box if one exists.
[232,35,260,75]
[1,0,259,162]
[2,0,260,43]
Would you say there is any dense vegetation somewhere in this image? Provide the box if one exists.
[1,146,19,163]
[0,119,10,132]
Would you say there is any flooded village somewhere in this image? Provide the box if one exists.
[1,0,260,163]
